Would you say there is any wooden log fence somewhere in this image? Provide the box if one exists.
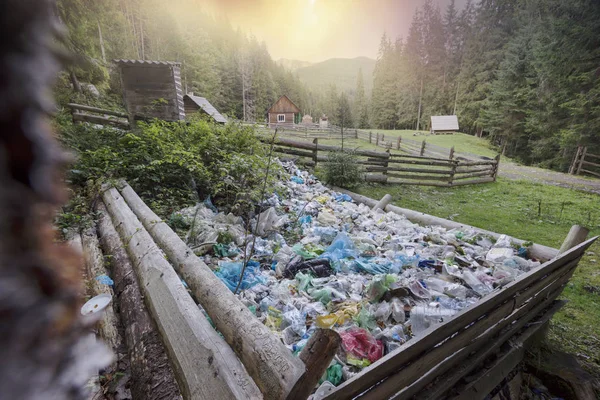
[262,136,500,187]
[569,145,600,178]
[88,182,594,400]
[68,103,130,129]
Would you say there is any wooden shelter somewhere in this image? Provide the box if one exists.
[114,59,185,122]
[183,93,227,123]
[267,95,300,127]
[430,115,459,134]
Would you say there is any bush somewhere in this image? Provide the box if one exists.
[58,117,282,218]
[323,150,363,189]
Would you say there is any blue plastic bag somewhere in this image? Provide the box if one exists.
[298,215,312,225]
[334,193,352,202]
[319,232,358,270]
[203,195,218,213]
[95,275,114,286]
[291,176,304,184]
[215,261,265,292]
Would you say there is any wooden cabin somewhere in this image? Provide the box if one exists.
[114,59,185,122]
[183,94,227,124]
[430,115,459,134]
[267,95,300,127]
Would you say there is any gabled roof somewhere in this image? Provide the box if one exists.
[431,115,459,131]
[114,59,181,66]
[268,95,301,114]
[184,95,227,123]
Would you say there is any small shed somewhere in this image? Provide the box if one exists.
[301,114,313,125]
[267,95,300,127]
[114,59,184,122]
[430,115,459,134]
[319,115,329,129]
[183,93,227,124]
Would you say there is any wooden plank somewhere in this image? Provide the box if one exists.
[581,168,600,178]
[583,152,600,160]
[331,188,561,261]
[456,160,497,167]
[287,329,341,400]
[420,297,568,400]
[386,173,450,181]
[365,174,388,183]
[450,177,495,186]
[558,225,590,254]
[73,113,130,129]
[67,103,128,118]
[386,268,577,400]
[387,159,455,167]
[101,188,262,400]
[272,146,314,158]
[366,166,453,174]
[387,180,452,187]
[95,202,181,400]
[581,159,600,168]
[117,183,305,399]
[322,238,596,400]
[452,170,494,180]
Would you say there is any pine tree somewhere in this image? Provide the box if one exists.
[354,68,369,128]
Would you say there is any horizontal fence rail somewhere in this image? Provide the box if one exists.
[569,145,600,178]
[260,135,500,187]
[67,103,130,129]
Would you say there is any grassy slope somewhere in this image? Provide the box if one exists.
[356,178,600,376]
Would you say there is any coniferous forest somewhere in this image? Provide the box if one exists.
[57,0,600,171]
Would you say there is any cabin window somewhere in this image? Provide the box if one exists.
[277,114,285,122]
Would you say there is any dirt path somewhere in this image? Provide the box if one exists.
[499,162,600,194]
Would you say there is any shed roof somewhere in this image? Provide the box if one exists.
[268,95,301,114]
[114,59,181,67]
[184,94,227,123]
[431,115,459,131]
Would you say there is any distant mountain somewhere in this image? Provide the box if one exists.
[277,58,312,72]
[295,56,376,94]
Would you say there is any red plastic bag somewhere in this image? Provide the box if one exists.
[339,327,383,363]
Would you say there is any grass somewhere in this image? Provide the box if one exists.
[356,178,600,377]
[372,129,503,159]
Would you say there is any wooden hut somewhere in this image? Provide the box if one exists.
[430,115,459,134]
[267,95,300,127]
[183,93,227,124]
[114,59,184,122]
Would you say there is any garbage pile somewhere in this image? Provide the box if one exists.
[174,162,541,394]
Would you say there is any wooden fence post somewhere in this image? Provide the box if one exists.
[369,131,372,143]
[492,154,501,181]
[355,128,358,139]
[383,149,390,183]
[449,160,457,186]
[568,146,581,174]
[420,140,426,156]
[313,138,318,167]
[449,146,455,160]
[382,133,385,142]
[576,146,587,175]
[397,136,402,150]
[376,133,380,146]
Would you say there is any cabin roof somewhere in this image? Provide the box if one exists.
[114,59,181,67]
[184,94,227,123]
[431,115,459,131]
[268,95,301,114]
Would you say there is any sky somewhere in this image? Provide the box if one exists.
[200,0,467,63]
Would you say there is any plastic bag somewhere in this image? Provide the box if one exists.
[298,215,312,225]
[295,272,313,292]
[255,207,287,236]
[366,274,397,302]
[203,195,218,213]
[317,210,337,226]
[95,275,114,286]
[316,313,345,329]
[339,327,384,363]
[292,243,320,260]
[354,306,377,330]
[291,176,305,184]
[282,306,306,336]
[265,306,283,331]
[213,243,240,257]
[373,301,391,321]
[214,261,265,292]
[319,232,357,269]
[283,258,333,279]
[391,298,405,323]
[322,363,343,386]
[334,193,352,202]
[312,227,339,243]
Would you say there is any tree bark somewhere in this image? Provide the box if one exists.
[96,202,182,400]
[117,181,305,400]
[101,187,261,400]
[70,69,82,93]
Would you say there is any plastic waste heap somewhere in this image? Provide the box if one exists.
[172,161,541,394]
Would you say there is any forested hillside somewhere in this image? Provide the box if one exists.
[295,57,376,95]
[371,0,600,169]
[57,0,310,122]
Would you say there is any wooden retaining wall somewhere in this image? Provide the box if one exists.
[89,183,595,400]
[262,136,500,187]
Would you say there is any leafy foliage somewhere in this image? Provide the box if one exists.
[59,118,281,218]
[323,151,363,189]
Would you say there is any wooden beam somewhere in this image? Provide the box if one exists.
[95,202,181,400]
[116,182,305,400]
[366,166,453,174]
[101,187,262,400]
[558,225,589,254]
[67,103,129,118]
[386,173,450,181]
[287,329,341,400]
[373,194,392,211]
[72,113,130,129]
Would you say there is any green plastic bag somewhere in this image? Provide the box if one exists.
[295,272,313,292]
[354,305,377,330]
[310,288,332,305]
[366,274,397,302]
[292,243,319,259]
[319,363,343,386]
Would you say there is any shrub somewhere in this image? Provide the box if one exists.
[58,117,282,218]
[323,150,363,189]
